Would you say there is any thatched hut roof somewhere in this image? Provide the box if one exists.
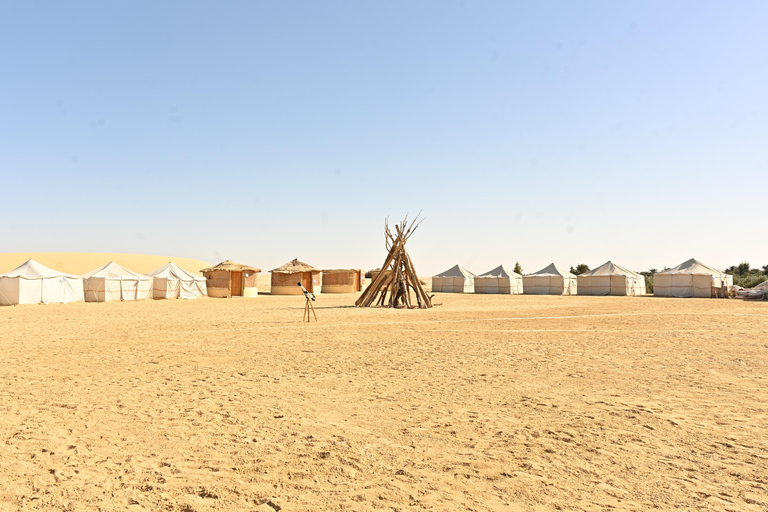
[270,258,319,274]
[200,260,261,273]
[322,269,363,273]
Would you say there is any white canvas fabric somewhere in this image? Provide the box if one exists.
[82,262,153,302]
[146,262,207,299]
[475,265,523,294]
[577,261,646,296]
[653,258,732,298]
[523,263,577,295]
[0,259,84,306]
[735,278,768,299]
[432,264,476,293]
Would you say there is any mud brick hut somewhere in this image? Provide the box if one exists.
[321,269,365,293]
[369,268,392,282]
[200,260,261,298]
[270,259,321,295]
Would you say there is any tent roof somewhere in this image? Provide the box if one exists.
[200,260,261,273]
[0,259,80,279]
[270,258,318,273]
[83,261,151,280]
[434,264,476,278]
[579,261,642,278]
[146,262,206,281]
[656,258,725,276]
[751,278,768,291]
[526,262,576,278]
[478,265,522,278]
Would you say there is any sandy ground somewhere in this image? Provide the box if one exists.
[1,292,767,511]
[0,253,211,276]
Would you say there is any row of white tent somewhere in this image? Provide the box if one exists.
[0,257,750,305]
[433,258,736,298]
[0,260,207,306]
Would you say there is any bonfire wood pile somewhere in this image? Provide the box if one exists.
[356,215,432,309]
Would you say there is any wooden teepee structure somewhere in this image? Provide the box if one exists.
[356,215,432,309]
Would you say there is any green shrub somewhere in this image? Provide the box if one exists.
[569,264,590,275]
[644,275,654,294]
[639,270,655,294]
[734,274,768,289]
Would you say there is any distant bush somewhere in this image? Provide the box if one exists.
[640,270,655,294]
[569,263,590,275]
[644,275,654,294]
[725,261,768,288]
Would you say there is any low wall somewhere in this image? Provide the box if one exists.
[206,286,259,298]
[207,287,229,298]
[270,285,304,295]
[321,284,356,294]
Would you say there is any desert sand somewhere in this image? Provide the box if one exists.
[0,253,211,276]
[1,290,767,511]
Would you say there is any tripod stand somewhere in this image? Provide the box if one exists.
[303,296,317,322]
[298,282,318,322]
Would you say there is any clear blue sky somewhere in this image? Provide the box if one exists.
[2,1,766,275]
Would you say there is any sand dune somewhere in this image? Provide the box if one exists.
[0,293,766,511]
[0,253,212,276]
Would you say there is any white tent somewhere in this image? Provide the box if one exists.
[653,258,733,298]
[432,265,476,293]
[577,261,646,296]
[82,262,153,302]
[0,259,84,306]
[474,265,523,294]
[523,263,577,295]
[146,262,207,299]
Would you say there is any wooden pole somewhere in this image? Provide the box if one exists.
[358,215,432,309]
[356,238,400,306]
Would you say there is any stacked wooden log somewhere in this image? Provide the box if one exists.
[355,215,432,309]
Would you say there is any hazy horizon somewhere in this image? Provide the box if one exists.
[2,2,766,275]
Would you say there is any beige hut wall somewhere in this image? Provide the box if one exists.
[310,270,322,294]
[204,269,231,298]
[271,271,307,295]
[370,269,392,282]
[242,271,259,297]
[202,268,260,298]
[321,270,362,293]
[271,270,322,294]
